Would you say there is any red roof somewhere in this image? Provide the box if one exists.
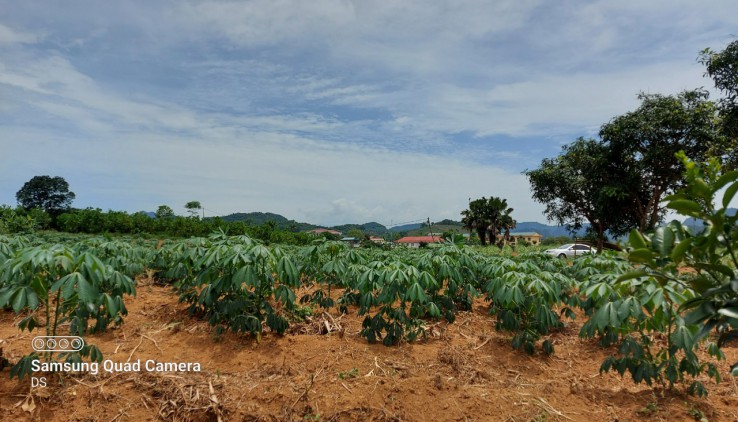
[395,236,444,244]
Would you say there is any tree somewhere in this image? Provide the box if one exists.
[498,212,517,246]
[460,196,515,247]
[486,197,515,247]
[699,40,738,166]
[525,138,627,250]
[600,89,725,232]
[185,201,202,218]
[346,228,365,239]
[155,205,174,219]
[16,175,75,215]
[461,198,492,245]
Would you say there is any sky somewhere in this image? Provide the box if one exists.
[1,1,737,227]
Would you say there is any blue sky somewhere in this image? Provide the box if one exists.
[1,1,736,226]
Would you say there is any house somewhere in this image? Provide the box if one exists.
[340,237,361,247]
[395,236,444,248]
[496,232,542,245]
[369,236,385,244]
[307,228,342,236]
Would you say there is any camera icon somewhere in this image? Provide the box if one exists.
[32,336,85,352]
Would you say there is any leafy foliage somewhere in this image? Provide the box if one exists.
[600,89,727,233]
[460,196,516,247]
[525,138,628,250]
[172,232,299,337]
[16,175,75,215]
[0,243,136,379]
[582,153,738,396]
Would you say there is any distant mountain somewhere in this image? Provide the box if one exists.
[683,208,737,234]
[331,222,388,235]
[219,212,315,231]
[388,223,424,232]
[407,222,465,236]
[210,212,598,239]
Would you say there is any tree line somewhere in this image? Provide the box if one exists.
[3,176,320,244]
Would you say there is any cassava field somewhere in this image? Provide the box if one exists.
[0,232,737,422]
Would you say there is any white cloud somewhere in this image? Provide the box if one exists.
[2,0,737,226]
[2,124,544,224]
[0,23,40,45]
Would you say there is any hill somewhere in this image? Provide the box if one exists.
[683,207,737,234]
[330,222,388,235]
[406,221,465,236]
[402,220,589,238]
[219,212,315,231]
[209,212,594,239]
[388,223,424,232]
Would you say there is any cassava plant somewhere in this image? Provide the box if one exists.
[665,153,738,378]
[174,233,300,338]
[483,256,576,355]
[0,244,135,380]
[590,151,738,397]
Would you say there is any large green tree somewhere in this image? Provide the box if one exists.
[525,138,628,250]
[600,89,725,232]
[16,175,75,215]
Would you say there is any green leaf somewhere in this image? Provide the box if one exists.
[629,230,648,250]
[718,307,738,320]
[406,283,426,304]
[667,199,702,216]
[76,276,98,303]
[723,182,738,208]
[695,263,735,278]
[684,301,716,325]
[616,271,649,283]
[428,302,440,318]
[670,238,692,263]
[714,170,738,191]
[104,294,118,318]
[651,227,675,258]
[672,325,694,350]
[11,288,27,313]
[629,249,655,265]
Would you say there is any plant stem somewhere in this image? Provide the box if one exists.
[52,289,61,337]
[722,231,738,270]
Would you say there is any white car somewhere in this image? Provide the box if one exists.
[544,243,596,258]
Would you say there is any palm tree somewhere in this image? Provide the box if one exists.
[498,213,517,246]
[461,196,515,247]
[461,198,490,245]
[484,197,514,248]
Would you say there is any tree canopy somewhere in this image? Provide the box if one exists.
[185,201,202,218]
[600,89,725,232]
[699,40,738,166]
[460,196,515,246]
[526,42,738,242]
[16,175,75,215]
[525,138,626,249]
[156,205,175,219]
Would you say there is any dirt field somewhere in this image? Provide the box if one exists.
[1,278,737,422]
